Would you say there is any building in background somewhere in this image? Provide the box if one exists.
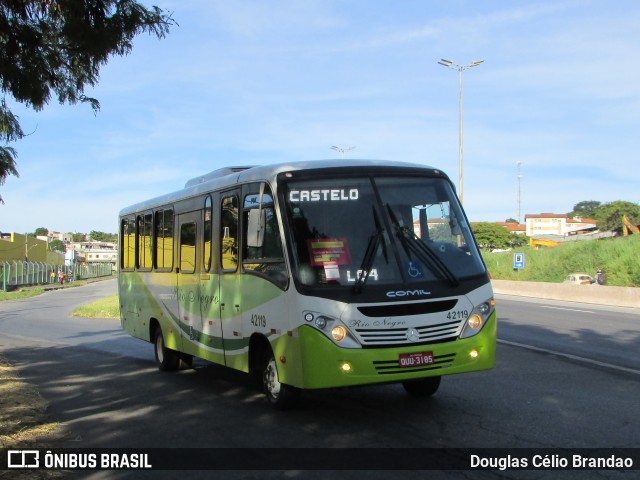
[68,241,117,270]
[525,213,599,238]
[495,222,526,235]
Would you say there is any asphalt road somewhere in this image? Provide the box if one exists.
[0,280,638,480]
[496,294,640,373]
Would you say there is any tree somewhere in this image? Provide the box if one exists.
[471,222,519,250]
[49,239,65,253]
[595,201,640,233]
[568,200,601,219]
[34,227,48,236]
[90,230,117,242]
[505,218,518,224]
[0,1,174,202]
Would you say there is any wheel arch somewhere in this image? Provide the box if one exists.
[248,332,272,375]
[149,318,161,343]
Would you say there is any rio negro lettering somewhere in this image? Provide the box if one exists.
[289,188,359,202]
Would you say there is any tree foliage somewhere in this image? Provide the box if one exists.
[49,239,65,252]
[90,230,117,242]
[34,227,48,236]
[0,0,174,202]
[471,222,528,250]
[568,200,601,219]
[595,201,640,233]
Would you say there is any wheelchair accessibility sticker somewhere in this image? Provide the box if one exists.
[405,261,425,278]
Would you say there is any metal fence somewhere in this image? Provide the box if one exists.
[1,261,113,291]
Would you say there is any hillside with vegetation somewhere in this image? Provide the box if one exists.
[482,235,640,287]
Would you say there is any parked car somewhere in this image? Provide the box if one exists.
[563,273,595,285]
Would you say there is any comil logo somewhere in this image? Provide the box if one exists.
[8,450,40,468]
[386,289,431,298]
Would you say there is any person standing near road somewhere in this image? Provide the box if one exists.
[58,270,64,285]
[596,269,605,285]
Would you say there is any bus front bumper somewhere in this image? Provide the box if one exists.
[296,312,496,390]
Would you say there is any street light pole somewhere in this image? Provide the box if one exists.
[331,146,355,159]
[438,58,484,205]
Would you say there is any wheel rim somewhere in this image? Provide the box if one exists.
[264,358,281,400]
[155,334,164,364]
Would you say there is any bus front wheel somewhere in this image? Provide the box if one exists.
[262,354,299,409]
[402,376,441,397]
[154,327,180,372]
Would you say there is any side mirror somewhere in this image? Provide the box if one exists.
[247,209,265,248]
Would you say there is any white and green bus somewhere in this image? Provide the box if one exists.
[118,160,496,408]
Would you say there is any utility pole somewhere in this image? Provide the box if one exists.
[517,161,522,224]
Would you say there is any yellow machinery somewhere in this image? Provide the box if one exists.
[529,238,560,249]
[622,215,640,236]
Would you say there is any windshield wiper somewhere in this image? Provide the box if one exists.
[386,205,459,287]
[354,207,388,293]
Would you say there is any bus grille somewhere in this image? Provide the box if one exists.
[353,320,462,347]
[373,353,456,375]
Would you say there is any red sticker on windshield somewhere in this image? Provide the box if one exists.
[308,238,351,266]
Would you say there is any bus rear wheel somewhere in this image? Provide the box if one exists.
[262,354,299,409]
[154,327,180,372]
[402,376,441,397]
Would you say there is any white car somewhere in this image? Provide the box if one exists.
[563,273,595,285]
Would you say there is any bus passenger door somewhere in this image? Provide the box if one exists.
[198,195,224,362]
[218,191,245,370]
[177,212,201,354]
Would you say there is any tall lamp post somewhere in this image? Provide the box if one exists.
[331,145,355,158]
[438,58,484,205]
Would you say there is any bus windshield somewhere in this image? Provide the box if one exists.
[282,175,486,289]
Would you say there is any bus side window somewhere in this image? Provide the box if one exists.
[154,208,174,271]
[221,195,239,271]
[203,196,212,272]
[120,217,135,270]
[136,212,153,270]
[180,222,196,274]
[242,188,287,288]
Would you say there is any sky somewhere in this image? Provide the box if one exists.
[2,0,640,234]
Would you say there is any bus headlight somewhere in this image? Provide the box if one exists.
[467,313,483,329]
[331,326,347,342]
[460,299,494,339]
[302,311,360,348]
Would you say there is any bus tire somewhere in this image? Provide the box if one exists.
[402,376,441,397]
[154,327,180,372]
[262,353,299,409]
[179,353,193,370]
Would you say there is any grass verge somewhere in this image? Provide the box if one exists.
[483,235,640,286]
[70,295,119,319]
[0,354,65,478]
[0,288,45,302]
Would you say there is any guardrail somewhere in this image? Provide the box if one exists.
[1,261,112,291]
[491,279,640,309]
